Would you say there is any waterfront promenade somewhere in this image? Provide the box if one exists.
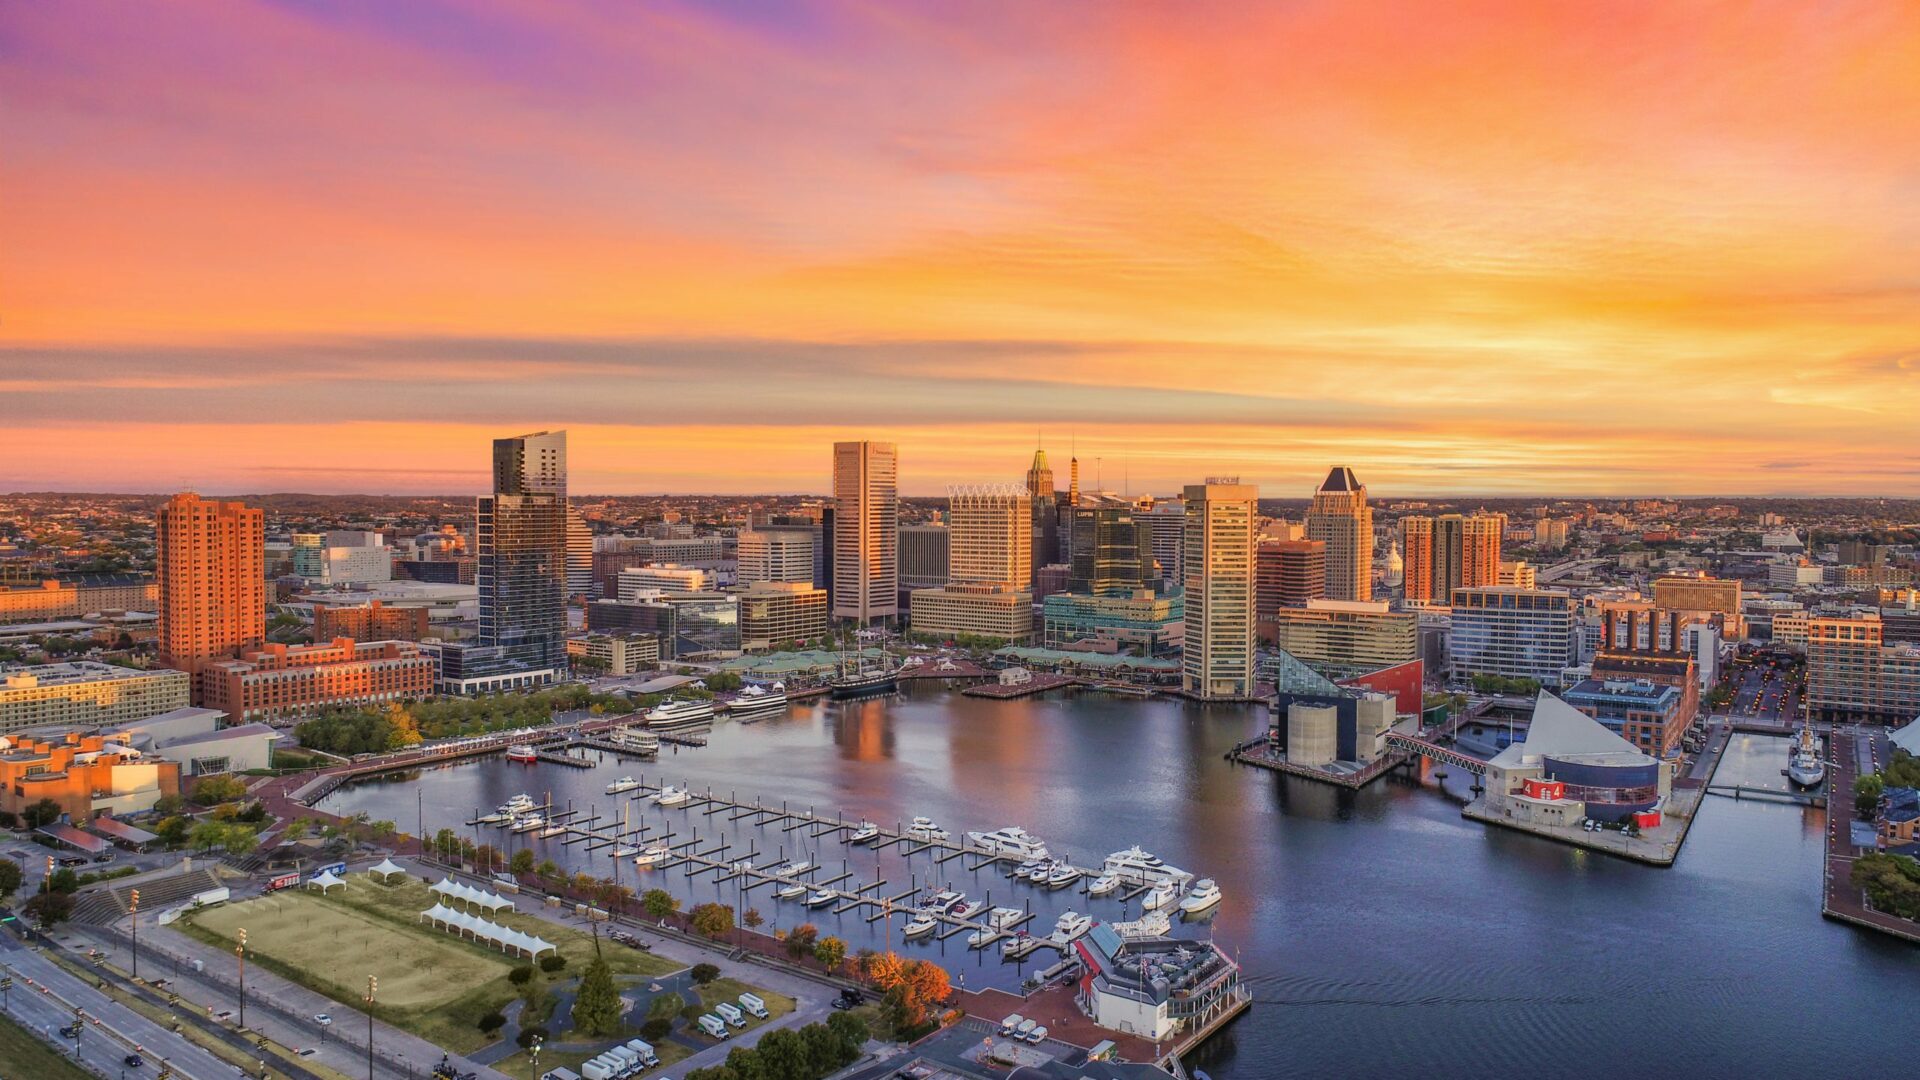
[1822,727,1920,944]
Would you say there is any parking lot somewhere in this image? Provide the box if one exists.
[1719,654,1803,723]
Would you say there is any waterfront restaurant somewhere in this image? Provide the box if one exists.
[1071,924,1247,1043]
[1481,691,1670,826]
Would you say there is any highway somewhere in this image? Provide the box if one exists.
[1,929,234,1080]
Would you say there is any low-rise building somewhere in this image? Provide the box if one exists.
[909,583,1033,644]
[0,661,192,737]
[1265,599,1417,678]
[1562,678,1687,759]
[103,707,277,776]
[312,599,430,643]
[0,574,158,624]
[736,582,829,651]
[1072,924,1247,1043]
[0,730,182,821]
[199,638,437,723]
[1480,691,1671,826]
[566,633,660,676]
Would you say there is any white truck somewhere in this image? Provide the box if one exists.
[737,992,769,1019]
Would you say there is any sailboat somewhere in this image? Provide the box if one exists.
[829,630,899,699]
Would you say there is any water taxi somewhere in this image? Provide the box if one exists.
[1178,878,1222,915]
[605,776,642,795]
[505,744,538,763]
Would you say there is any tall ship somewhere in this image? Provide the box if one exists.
[829,638,899,699]
[1787,723,1827,788]
[646,698,715,729]
[727,683,789,720]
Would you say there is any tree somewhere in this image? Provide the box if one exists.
[690,902,735,940]
[0,858,20,900]
[814,936,846,973]
[382,703,423,750]
[642,888,679,919]
[539,954,567,973]
[646,991,685,1023]
[826,1010,869,1052]
[368,820,397,841]
[508,965,535,986]
[47,868,80,894]
[882,958,952,1033]
[862,950,906,990]
[535,858,561,881]
[741,907,764,932]
[21,798,63,829]
[785,922,819,960]
[573,952,624,1037]
[510,849,536,875]
[478,1011,506,1035]
[24,889,72,927]
[754,1028,806,1079]
[1857,773,1887,819]
[189,775,247,805]
[689,963,720,985]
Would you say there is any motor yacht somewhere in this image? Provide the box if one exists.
[502,794,537,814]
[966,826,1049,860]
[1050,910,1092,942]
[776,883,809,900]
[903,913,938,938]
[966,927,1000,949]
[1141,881,1179,912]
[1014,859,1048,880]
[509,813,544,833]
[632,845,671,868]
[1101,845,1193,888]
[907,817,950,841]
[804,889,837,908]
[1178,879,1222,915]
[923,889,964,910]
[1087,874,1121,897]
[646,698,715,728]
[950,898,988,920]
[654,786,692,807]
[476,808,512,825]
[605,776,642,795]
[1044,865,1080,889]
[1111,910,1171,940]
[505,744,538,763]
[985,907,1024,929]
[848,821,881,844]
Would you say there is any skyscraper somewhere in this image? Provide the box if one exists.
[1068,505,1156,596]
[947,485,1031,586]
[1255,539,1324,641]
[1183,479,1258,698]
[1025,446,1058,584]
[1401,512,1504,603]
[831,440,898,625]
[1400,516,1434,602]
[1305,467,1373,601]
[156,493,265,697]
[565,505,594,598]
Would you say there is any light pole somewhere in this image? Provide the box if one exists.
[364,975,377,1080]
[235,927,247,1030]
[129,888,141,981]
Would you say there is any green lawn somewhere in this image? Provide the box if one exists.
[0,1012,94,1080]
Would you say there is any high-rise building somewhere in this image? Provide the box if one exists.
[1068,505,1156,596]
[1255,539,1325,641]
[1400,517,1434,603]
[1806,615,1920,724]
[1306,467,1373,601]
[1182,480,1258,698]
[1401,512,1503,603]
[156,493,266,694]
[737,581,830,650]
[1144,503,1186,590]
[831,440,899,625]
[898,525,950,591]
[1462,513,1505,590]
[738,530,815,584]
[946,485,1031,586]
[1025,447,1058,583]
[566,506,594,598]
[1449,587,1579,688]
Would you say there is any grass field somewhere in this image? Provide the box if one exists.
[0,1012,94,1080]
[180,874,679,1054]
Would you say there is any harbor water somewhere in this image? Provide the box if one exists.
[320,684,1920,1078]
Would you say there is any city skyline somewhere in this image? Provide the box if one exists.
[6,3,1920,497]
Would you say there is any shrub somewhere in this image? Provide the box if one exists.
[641,1017,672,1041]
[539,954,567,973]
[508,965,535,986]
[516,1024,549,1049]
[690,962,720,985]
[478,1011,506,1035]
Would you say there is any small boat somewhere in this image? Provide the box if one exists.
[1087,874,1121,897]
[903,913,938,939]
[848,821,881,844]
[804,889,837,908]
[776,883,809,900]
[773,861,814,878]
[654,786,692,807]
[476,809,511,825]
[1051,910,1092,942]
[727,684,789,719]
[907,817,949,841]
[632,845,671,868]
[538,824,568,838]
[950,898,987,920]
[647,698,715,728]
[985,906,1024,929]
[967,928,1000,949]
[1112,910,1171,940]
[1141,881,1179,911]
[509,813,543,833]
[1000,932,1042,957]
[1179,878,1222,916]
[1014,859,1047,880]
[1044,865,1080,889]
[505,744,538,763]
[612,845,639,858]
[605,776,642,795]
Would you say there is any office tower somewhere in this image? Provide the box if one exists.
[1449,587,1579,688]
[1182,480,1258,698]
[1306,467,1373,601]
[156,493,266,691]
[566,506,594,598]
[1266,600,1418,677]
[898,526,951,591]
[1400,517,1433,602]
[1144,503,1186,589]
[831,440,899,624]
[1255,539,1324,640]
[738,530,816,584]
[1067,506,1156,596]
[947,485,1031,586]
[1025,447,1058,583]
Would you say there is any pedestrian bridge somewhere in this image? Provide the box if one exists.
[1383,732,1488,775]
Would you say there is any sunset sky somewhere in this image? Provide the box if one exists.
[4,1,1918,496]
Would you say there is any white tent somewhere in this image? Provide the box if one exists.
[1891,717,1920,757]
[416,903,555,957]
[429,877,465,901]
[307,870,345,892]
[368,857,407,880]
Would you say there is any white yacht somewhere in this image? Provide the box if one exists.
[1111,910,1171,940]
[1050,911,1092,942]
[1014,859,1049,880]
[1044,865,1080,889]
[1102,846,1194,888]
[804,889,837,908]
[1140,881,1179,912]
[612,845,639,858]
[654,786,692,807]
[951,898,988,920]
[538,823,568,838]
[1087,874,1121,897]
[903,913,938,938]
[605,776,642,795]
[509,813,544,833]
[986,906,1024,929]
[647,698,715,728]
[1788,724,1827,788]
[907,817,950,841]
[773,860,813,878]
[476,808,512,825]
[848,821,881,844]
[727,684,788,720]
[776,883,809,900]
[502,794,537,814]
[966,927,1000,949]
[1178,878,1222,915]
[923,889,964,910]
[967,826,1050,860]
[632,845,671,868]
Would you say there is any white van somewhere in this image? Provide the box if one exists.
[541,1069,584,1080]
[624,1039,660,1067]
[998,1013,1024,1036]
[737,992,769,1019]
[714,1002,746,1028]
[698,1014,730,1039]
[1013,1019,1038,1041]
[1025,1024,1049,1045]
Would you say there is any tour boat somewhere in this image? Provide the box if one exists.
[966,826,1050,860]
[903,913,938,939]
[950,898,988,920]
[907,817,949,841]
[505,744,538,763]
[605,776,642,795]
[647,698,715,728]
[1101,846,1193,888]
[509,813,544,833]
[1787,724,1827,788]
[776,883,809,900]
[804,889,837,908]
[848,821,881,844]
[632,845,671,868]
[1087,874,1121,897]
[538,824,568,838]
[654,785,692,807]
[609,728,660,756]
[1044,865,1081,889]
[1050,911,1092,942]
[727,684,788,720]
[1178,878,1222,916]
[1140,881,1179,912]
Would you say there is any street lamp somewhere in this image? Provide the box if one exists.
[364,975,377,1080]
[235,927,247,1030]
[129,888,141,981]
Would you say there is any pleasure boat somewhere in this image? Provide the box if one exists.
[476,808,512,825]
[950,898,988,920]
[727,684,788,720]
[903,913,938,939]
[502,794,538,814]
[509,813,544,833]
[612,845,640,858]
[773,861,814,878]
[849,821,881,844]
[966,826,1050,860]
[654,785,692,807]
[605,776,643,795]
[986,907,1024,929]
[804,889,837,908]
[776,883,809,900]
[1178,878,1222,915]
[907,817,949,841]
[1050,910,1092,942]
[538,823,568,838]
[966,927,1000,949]
[1788,724,1827,788]
[646,698,715,729]
[1140,881,1180,912]
[1102,846,1194,888]
[923,889,964,910]
[1111,910,1172,940]
[1044,865,1081,889]
[505,744,538,763]
[1087,873,1121,897]
[632,845,671,868]
[1014,859,1049,880]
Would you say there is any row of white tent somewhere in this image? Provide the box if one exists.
[429,876,514,912]
[418,903,556,958]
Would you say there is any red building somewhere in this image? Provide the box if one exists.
[313,600,429,643]
[199,638,436,723]
[1338,657,1425,715]
[1256,539,1324,641]
[156,493,266,700]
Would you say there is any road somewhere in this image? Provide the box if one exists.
[1,930,235,1080]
